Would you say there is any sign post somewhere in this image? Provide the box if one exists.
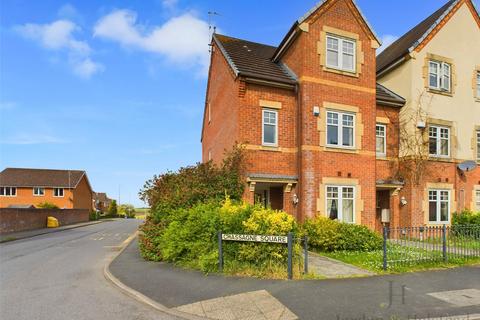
[218,231,223,273]
[218,232,294,279]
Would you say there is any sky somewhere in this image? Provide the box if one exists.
[1,0,478,207]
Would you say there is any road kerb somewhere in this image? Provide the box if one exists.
[103,231,207,320]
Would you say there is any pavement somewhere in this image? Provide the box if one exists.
[110,238,480,320]
[0,220,106,242]
[0,219,178,320]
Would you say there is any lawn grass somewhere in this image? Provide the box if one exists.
[320,243,480,273]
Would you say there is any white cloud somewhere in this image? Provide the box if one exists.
[71,57,105,78]
[162,0,178,9]
[94,10,211,74]
[378,34,399,54]
[15,19,103,78]
[0,133,68,145]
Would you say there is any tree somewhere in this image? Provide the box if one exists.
[395,90,434,186]
[108,200,118,216]
[118,204,136,218]
[139,145,245,214]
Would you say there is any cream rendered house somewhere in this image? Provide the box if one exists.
[377,0,480,226]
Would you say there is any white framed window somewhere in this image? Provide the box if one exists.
[53,188,64,197]
[476,189,480,211]
[262,109,278,146]
[326,35,356,72]
[477,71,480,98]
[428,190,450,223]
[326,111,355,148]
[429,61,451,92]
[0,187,17,197]
[376,124,386,156]
[429,126,450,157]
[326,185,355,223]
[477,130,480,161]
[33,187,45,196]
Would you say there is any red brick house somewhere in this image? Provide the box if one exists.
[201,0,479,230]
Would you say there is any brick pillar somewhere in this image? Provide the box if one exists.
[390,189,401,229]
[243,182,255,205]
[283,184,295,216]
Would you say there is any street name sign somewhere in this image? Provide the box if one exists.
[221,233,288,244]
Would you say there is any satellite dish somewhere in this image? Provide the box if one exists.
[457,161,477,172]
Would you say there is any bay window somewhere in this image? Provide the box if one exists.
[326,111,355,148]
[429,126,450,157]
[326,35,356,72]
[326,186,355,223]
[428,190,450,223]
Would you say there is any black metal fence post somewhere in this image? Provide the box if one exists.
[303,236,308,274]
[218,231,223,273]
[442,224,447,263]
[287,232,293,280]
[383,226,388,271]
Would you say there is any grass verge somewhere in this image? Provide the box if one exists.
[321,244,480,273]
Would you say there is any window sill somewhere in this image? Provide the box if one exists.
[325,146,358,154]
[428,156,453,163]
[376,154,388,160]
[260,145,280,152]
[427,88,453,97]
[323,66,359,78]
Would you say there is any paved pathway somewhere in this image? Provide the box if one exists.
[0,220,177,320]
[110,239,480,320]
[0,220,106,242]
[306,251,374,278]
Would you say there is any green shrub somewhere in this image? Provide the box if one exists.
[119,204,136,218]
[301,216,382,252]
[89,211,99,221]
[451,210,480,239]
[37,202,60,209]
[108,200,118,217]
[452,210,480,226]
[138,198,300,275]
[139,146,245,221]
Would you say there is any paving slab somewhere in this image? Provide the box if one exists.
[173,290,298,320]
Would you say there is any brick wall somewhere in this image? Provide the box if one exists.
[0,208,90,234]
[201,41,240,163]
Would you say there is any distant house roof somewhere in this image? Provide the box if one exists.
[93,192,111,202]
[0,168,87,188]
[377,0,471,75]
[213,34,405,106]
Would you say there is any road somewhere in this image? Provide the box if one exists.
[0,219,177,320]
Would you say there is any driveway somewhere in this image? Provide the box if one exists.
[0,219,178,320]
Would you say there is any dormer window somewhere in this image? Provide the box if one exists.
[429,61,451,92]
[326,35,356,73]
